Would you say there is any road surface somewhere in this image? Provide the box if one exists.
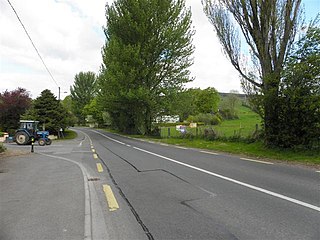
[1,127,319,239]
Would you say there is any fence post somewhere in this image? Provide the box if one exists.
[168,127,170,138]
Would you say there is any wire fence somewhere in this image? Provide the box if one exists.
[160,124,260,139]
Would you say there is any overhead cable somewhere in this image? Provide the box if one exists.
[6,0,59,88]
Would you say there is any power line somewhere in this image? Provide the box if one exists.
[6,0,59,88]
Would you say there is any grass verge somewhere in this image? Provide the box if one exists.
[62,129,78,140]
[0,143,6,153]
[101,128,320,165]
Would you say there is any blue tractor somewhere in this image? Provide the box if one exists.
[14,120,52,146]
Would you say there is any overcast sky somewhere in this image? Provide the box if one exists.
[0,0,319,99]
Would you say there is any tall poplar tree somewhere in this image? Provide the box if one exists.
[99,0,194,134]
[70,71,97,124]
[202,0,303,146]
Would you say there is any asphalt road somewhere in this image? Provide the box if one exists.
[83,128,319,240]
[1,128,319,240]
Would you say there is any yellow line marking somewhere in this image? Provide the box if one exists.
[103,185,119,211]
[240,158,274,165]
[96,163,103,172]
[91,145,94,149]
[92,149,96,153]
[93,154,98,159]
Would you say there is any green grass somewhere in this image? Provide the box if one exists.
[100,128,319,165]
[62,129,78,140]
[99,106,319,165]
[0,143,6,153]
[215,105,261,137]
[160,105,261,138]
[123,135,320,165]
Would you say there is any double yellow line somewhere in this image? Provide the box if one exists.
[91,144,119,212]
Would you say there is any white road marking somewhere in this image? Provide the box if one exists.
[92,130,126,145]
[38,153,92,240]
[240,157,274,165]
[316,171,320,173]
[200,150,219,155]
[159,143,169,146]
[132,146,320,212]
[175,146,188,150]
[91,131,320,212]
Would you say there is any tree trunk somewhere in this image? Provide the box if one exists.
[145,107,152,135]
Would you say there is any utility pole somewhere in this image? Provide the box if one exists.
[58,87,60,100]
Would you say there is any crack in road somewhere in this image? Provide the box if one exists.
[98,142,221,240]
[97,144,154,240]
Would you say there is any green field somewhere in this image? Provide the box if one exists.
[215,105,261,137]
[160,105,261,138]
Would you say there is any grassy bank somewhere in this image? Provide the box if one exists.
[160,105,261,138]
[0,143,6,153]
[62,129,78,140]
[154,138,320,165]
[99,106,319,165]
[100,128,319,165]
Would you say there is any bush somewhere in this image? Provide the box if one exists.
[150,126,161,137]
[180,131,195,140]
[219,109,239,120]
[203,128,217,140]
[187,113,222,126]
[155,122,187,127]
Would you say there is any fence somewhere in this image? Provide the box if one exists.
[160,124,260,139]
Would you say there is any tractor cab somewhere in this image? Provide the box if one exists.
[14,120,51,146]
[19,120,39,136]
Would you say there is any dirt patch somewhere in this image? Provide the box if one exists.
[0,149,30,159]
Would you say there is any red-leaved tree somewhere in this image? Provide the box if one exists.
[0,88,32,132]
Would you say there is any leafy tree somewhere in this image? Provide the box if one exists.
[70,71,97,124]
[82,98,104,126]
[195,87,220,114]
[175,88,220,121]
[219,90,240,119]
[99,0,194,134]
[23,89,68,134]
[277,18,320,147]
[0,88,31,132]
[174,89,198,121]
[61,95,77,127]
[203,0,302,146]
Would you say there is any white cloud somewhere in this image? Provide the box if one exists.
[185,0,241,92]
[0,0,106,98]
[0,0,243,99]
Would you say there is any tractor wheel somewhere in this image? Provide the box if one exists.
[38,138,46,146]
[45,138,52,145]
[15,132,29,145]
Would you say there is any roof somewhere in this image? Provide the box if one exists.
[19,120,39,123]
